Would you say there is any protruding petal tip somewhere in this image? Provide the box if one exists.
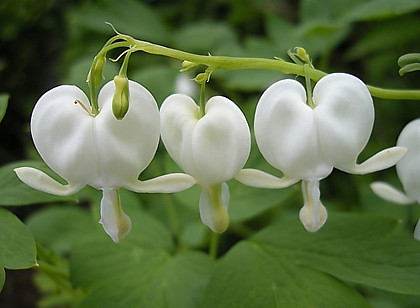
[235,168,299,189]
[342,146,407,175]
[299,180,327,232]
[370,181,414,205]
[199,183,230,233]
[125,173,196,193]
[14,167,83,196]
[99,188,131,243]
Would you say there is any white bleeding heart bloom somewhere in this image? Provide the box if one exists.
[14,80,195,242]
[236,73,406,232]
[160,94,251,233]
[371,119,420,240]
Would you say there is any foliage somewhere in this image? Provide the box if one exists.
[1,0,420,307]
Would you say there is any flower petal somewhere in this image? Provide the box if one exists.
[414,219,420,241]
[235,168,299,189]
[99,188,131,242]
[160,94,199,176]
[30,85,97,185]
[14,167,83,196]
[124,173,196,193]
[93,80,160,188]
[254,79,332,180]
[370,181,414,205]
[199,183,230,233]
[395,119,420,202]
[313,73,374,169]
[343,146,407,175]
[192,96,250,185]
[299,180,327,232]
[161,94,250,186]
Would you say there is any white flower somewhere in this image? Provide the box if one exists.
[14,80,195,242]
[237,73,406,232]
[160,94,251,233]
[371,118,420,240]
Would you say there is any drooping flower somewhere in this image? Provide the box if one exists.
[236,73,406,232]
[371,118,420,240]
[14,80,195,242]
[160,94,251,233]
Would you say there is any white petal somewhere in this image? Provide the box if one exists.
[161,94,251,186]
[14,167,83,196]
[124,173,196,193]
[235,168,299,188]
[93,80,160,188]
[99,188,131,242]
[160,94,199,176]
[254,79,332,180]
[299,180,327,232]
[370,181,414,205]
[396,119,420,202]
[30,85,97,185]
[414,218,420,241]
[192,96,250,185]
[199,183,230,233]
[342,146,407,174]
[314,73,374,169]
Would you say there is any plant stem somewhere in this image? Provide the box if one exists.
[102,34,420,101]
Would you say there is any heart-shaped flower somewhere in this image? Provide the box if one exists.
[237,73,406,232]
[15,80,195,242]
[371,118,420,239]
[160,94,251,233]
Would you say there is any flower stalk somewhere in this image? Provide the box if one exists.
[92,32,420,101]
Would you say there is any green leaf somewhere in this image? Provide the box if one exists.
[228,181,293,223]
[200,240,370,308]
[0,160,76,206]
[67,0,169,43]
[73,248,214,308]
[26,206,98,254]
[253,212,420,295]
[343,0,420,22]
[172,21,237,53]
[0,208,37,269]
[0,266,4,291]
[0,93,9,123]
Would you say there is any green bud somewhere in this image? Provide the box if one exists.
[112,75,130,120]
[180,60,199,72]
[88,55,106,90]
[398,53,420,67]
[194,72,209,84]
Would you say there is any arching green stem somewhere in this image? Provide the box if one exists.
[93,34,420,101]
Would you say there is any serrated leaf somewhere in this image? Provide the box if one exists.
[0,160,76,206]
[253,212,420,295]
[200,241,370,308]
[0,93,9,123]
[0,208,37,269]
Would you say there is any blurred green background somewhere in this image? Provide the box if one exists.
[1,0,420,307]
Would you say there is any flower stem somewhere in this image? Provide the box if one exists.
[97,34,420,101]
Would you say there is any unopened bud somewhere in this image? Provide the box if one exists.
[180,60,199,72]
[88,56,106,89]
[112,76,130,120]
[194,72,209,84]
